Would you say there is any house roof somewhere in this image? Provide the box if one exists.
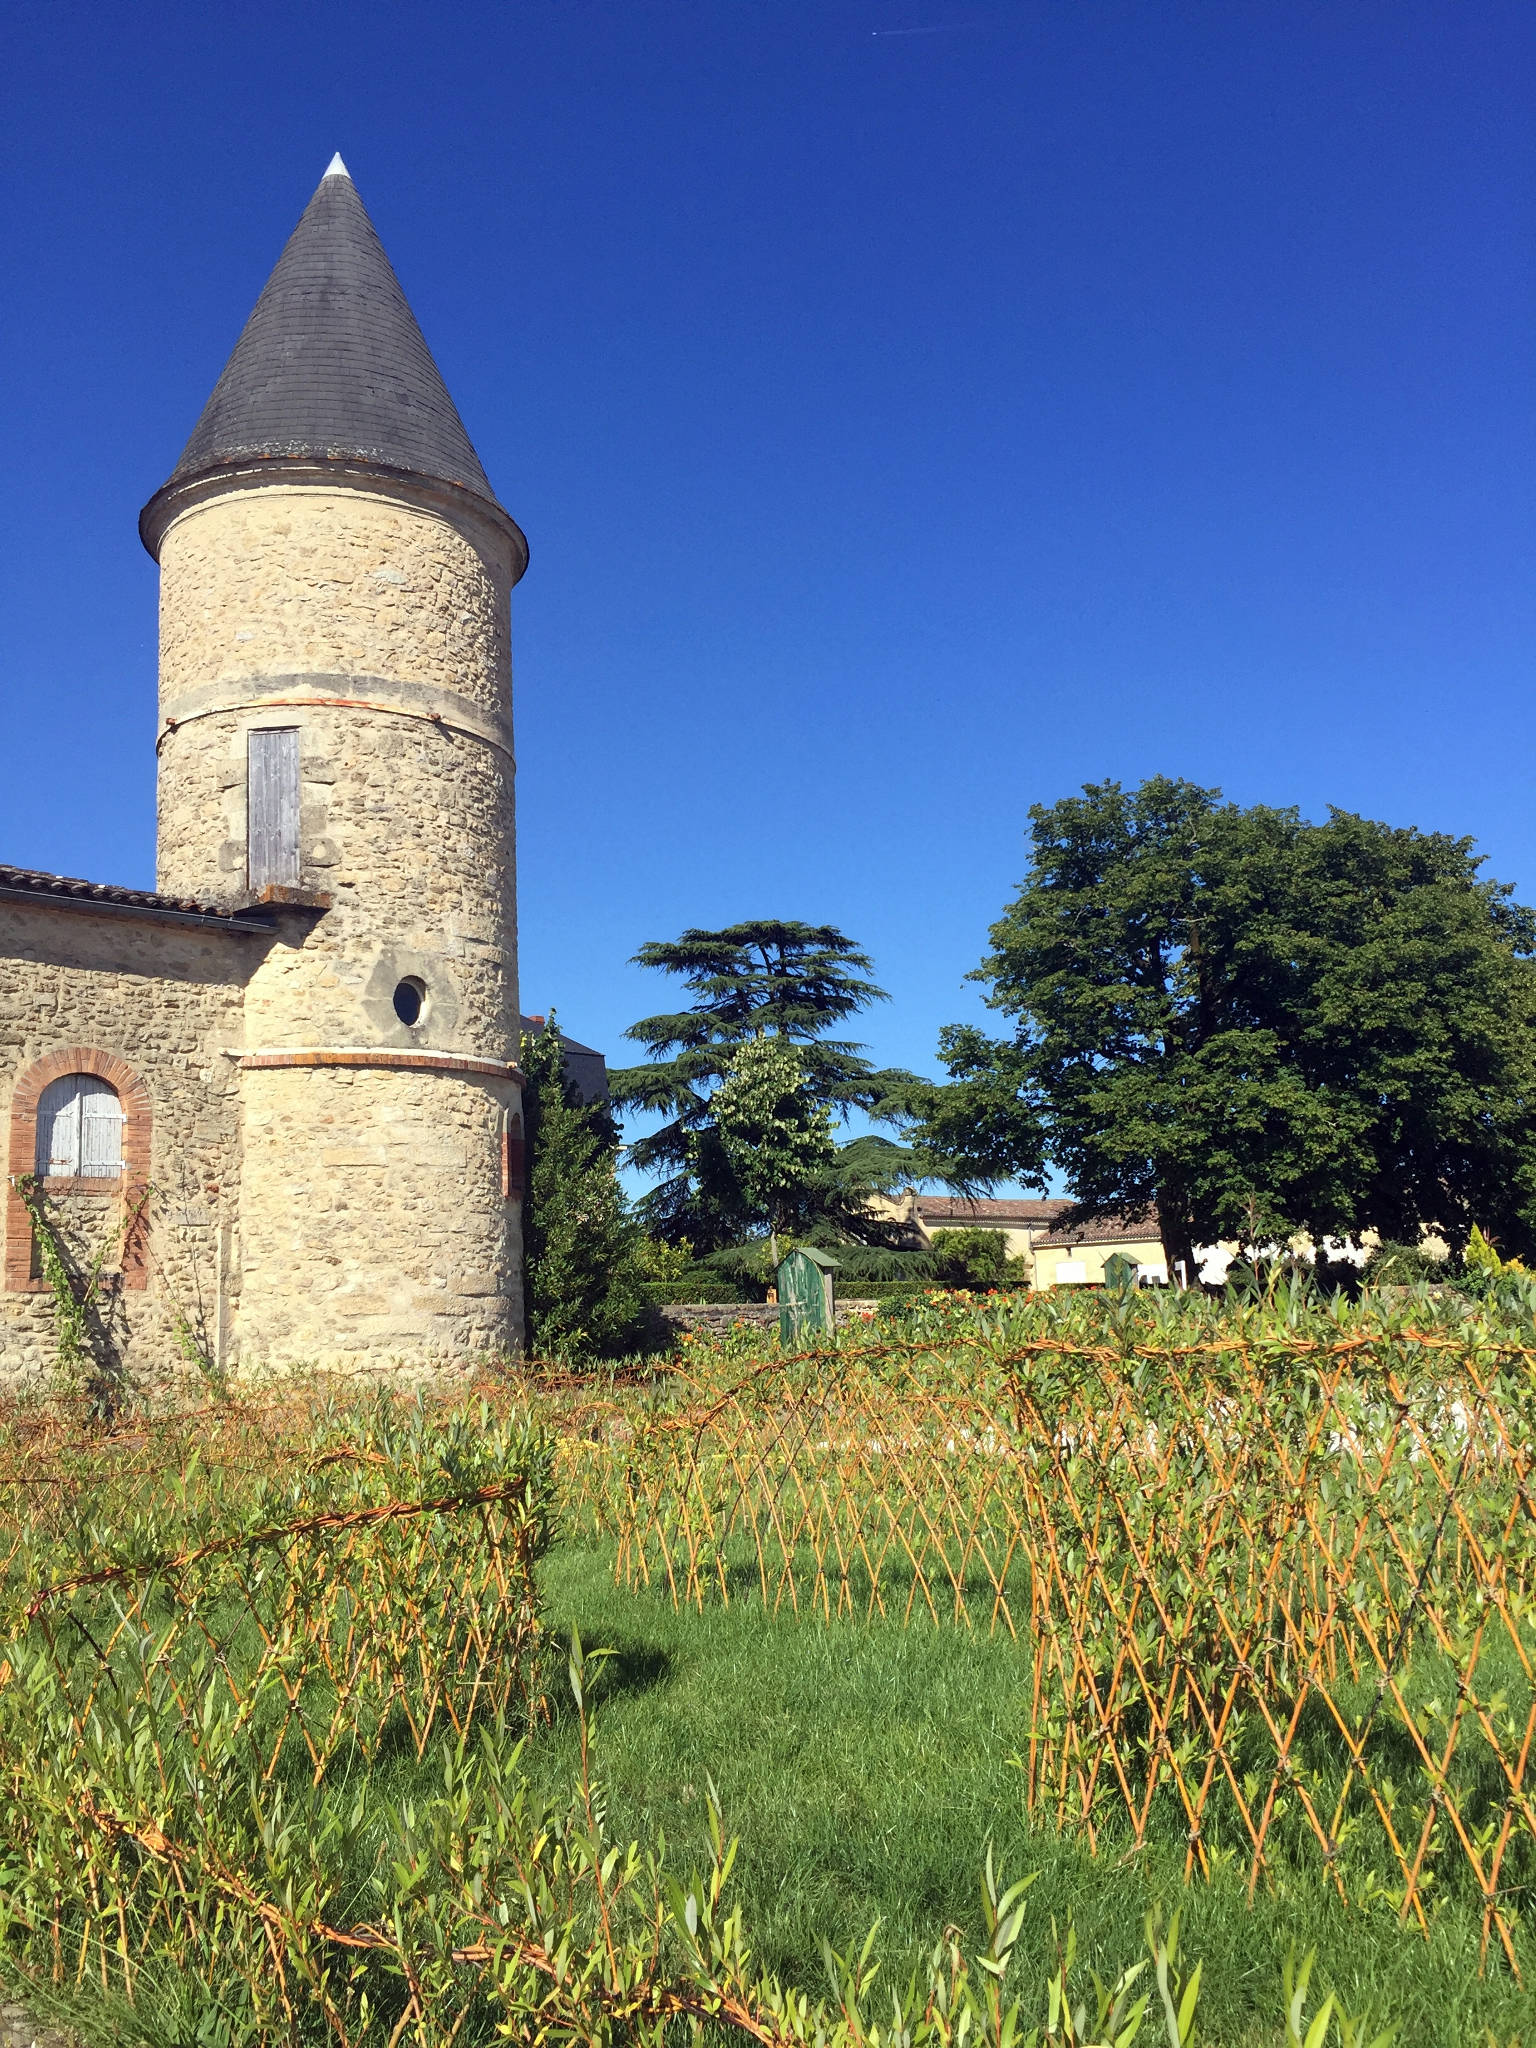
[143,157,509,545]
[519,1015,608,1105]
[520,1015,602,1060]
[0,864,275,933]
[1036,1210,1165,1250]
[916,1196,1072,1228]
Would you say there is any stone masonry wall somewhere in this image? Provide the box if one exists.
[0,900,255,1390]
[235,1063,521,1368]
[655,1301,883,1339]
[154,485,519,1059]
[153,477,524,1365]
[157,706,518,1055]
[156,483,515,723]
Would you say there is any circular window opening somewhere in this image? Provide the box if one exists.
[393,977,426,1027]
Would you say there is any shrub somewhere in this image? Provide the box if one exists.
[522,1015,650,1360]
[643,1278,751,1304]
[1365,1238,1446,1287]
[928,1226,1028,1288]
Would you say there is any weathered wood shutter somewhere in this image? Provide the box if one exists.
[247,728,301,889]
[35,1074,123,1178]
[80,1079,125,1177]
[35,1074,80,1175]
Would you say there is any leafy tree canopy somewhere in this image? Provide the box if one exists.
[610,920,932,1245]
[918,777,1536,1275]
[698,1037,835,1260]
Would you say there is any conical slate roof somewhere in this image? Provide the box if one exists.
[153,157,501,511]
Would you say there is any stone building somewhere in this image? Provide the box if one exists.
[0,156,561,1385]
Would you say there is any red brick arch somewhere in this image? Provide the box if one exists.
[5,1048,153,1292]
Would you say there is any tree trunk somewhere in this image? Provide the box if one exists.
[1159,1200,1199,1290]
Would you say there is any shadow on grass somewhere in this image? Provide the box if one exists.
[547,1635,675,1727]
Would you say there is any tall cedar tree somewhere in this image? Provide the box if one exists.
[922,778,1536,1277]
[520,1016,648,1359]
[609,920,930,1245]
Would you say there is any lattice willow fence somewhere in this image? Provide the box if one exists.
[576,1332,1536,1970]
[0,1394,553,2014]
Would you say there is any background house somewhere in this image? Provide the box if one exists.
[520,1016,607,1105]
[1031,1212,1169,1288]
[871,1193,1071,1283]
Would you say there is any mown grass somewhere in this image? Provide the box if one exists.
[535,1539,1532,2046]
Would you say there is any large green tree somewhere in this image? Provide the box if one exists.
[921,778,1536,1277]
[520,1015,649,1359]
[701,1037,837,1262]
[610,920,929,1244]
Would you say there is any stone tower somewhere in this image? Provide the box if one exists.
[139,156,527,1368]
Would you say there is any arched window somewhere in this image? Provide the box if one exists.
[34,1073,124,1179]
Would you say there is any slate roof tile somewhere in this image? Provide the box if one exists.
[154,161,501,511]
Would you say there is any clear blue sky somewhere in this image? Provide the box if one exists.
[2,2,1532,1125]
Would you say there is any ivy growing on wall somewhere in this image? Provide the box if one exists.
[13,1174,143,1420]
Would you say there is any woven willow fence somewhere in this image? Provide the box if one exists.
[0,1396,552,2013]
[589,1333,1536,1970]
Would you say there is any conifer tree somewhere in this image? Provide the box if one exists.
[611,919,932,1243]
[520,1015,648,1360]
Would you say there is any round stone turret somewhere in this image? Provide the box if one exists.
[142,160,527,1370]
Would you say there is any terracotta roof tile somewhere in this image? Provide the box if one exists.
[916,1196,1072,1227]
[0,865,270,929]
[1036,1210,1164,1249]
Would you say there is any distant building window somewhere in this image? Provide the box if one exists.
[35,1074,124,1179]
[248,727,301,889]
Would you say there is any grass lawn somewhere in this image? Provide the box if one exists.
[536,1541,1532,2046]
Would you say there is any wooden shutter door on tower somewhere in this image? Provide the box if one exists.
[247,729,301,889]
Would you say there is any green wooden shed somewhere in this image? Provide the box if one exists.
[777,1246,838,1345]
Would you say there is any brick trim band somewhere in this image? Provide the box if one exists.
[5,1048,153,1294]
[238,1049,524,1083]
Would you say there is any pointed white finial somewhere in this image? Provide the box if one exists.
[324,152,351,179]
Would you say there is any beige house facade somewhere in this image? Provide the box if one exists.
[0,160,547,1386]
[1030,1212,1170,1288]
[874,1194,1199,1289]
[871,1192,1071,1284]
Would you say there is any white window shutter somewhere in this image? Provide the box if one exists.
[79,1078,124,1177]
[34,1074,123,1178]
[36,1075,82,1176]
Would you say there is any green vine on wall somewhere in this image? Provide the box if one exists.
[12,1173,147,1420]
[170,1299,225,1401]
